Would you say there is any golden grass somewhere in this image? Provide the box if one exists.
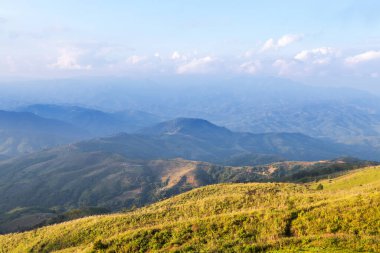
[0,166,379,252]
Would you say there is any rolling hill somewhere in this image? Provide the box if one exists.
[1,166,379,252]
[0,152,375,234]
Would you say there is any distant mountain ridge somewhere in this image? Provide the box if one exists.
[78,118,352,162]
[19,104,161,136]
[226,102,380,145]
[0,110,89,157]
[3,77,380,146]
[0,110,83,132]
[1,111,377,160]
[0,105,162,157]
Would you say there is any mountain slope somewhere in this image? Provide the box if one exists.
[141,117,233,142]
[0,152,375,233]
[0,110,89,157]
[19,104,160,135]
[1,166,379,252]
[118,118,356,162]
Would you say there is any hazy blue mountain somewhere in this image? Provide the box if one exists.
[220,102,380,145]
[0,110,89,157]
[34,117,358,164]
[140,118,234,146]
[19,104,161,136]
[3,77,380,146]
[136,118,361,161]
[141,118,232,136]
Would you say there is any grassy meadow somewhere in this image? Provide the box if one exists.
[0,166,379,252]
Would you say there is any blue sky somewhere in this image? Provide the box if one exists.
[1,0,380,87]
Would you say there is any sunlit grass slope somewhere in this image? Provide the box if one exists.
[0,167,379,253]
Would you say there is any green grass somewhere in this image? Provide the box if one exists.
[1,156,374,234]
[319,167,380,191]
[0,166,379,252]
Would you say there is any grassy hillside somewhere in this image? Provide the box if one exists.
[1,166,379,252]
[0,155,374,233]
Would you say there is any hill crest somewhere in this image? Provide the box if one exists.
[140,117,232,137]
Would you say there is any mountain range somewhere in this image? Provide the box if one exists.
[77,118,359,162]
[2,81,380,157]
[0,116,378,233]
[0,109,361,160]
[3,77,380,146]
[0,105,161,157]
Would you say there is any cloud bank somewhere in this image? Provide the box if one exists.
[1,32,379,82]
[345,51,380,65]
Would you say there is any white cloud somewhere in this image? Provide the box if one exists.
[272,47,345,77]
[345,50,380,65]
[294,47,338,65]
[127,55,146,65]
[272,57,322,77]
[171,51,181,60]
[261,34,302,52]
[50,48,91,70]
[177,56,216,74]
[278,34,301,47]
[239,60,262,74]
[272,59,295,76]
[261,39,276,52]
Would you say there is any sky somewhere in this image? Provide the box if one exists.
[1,0,380,89]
